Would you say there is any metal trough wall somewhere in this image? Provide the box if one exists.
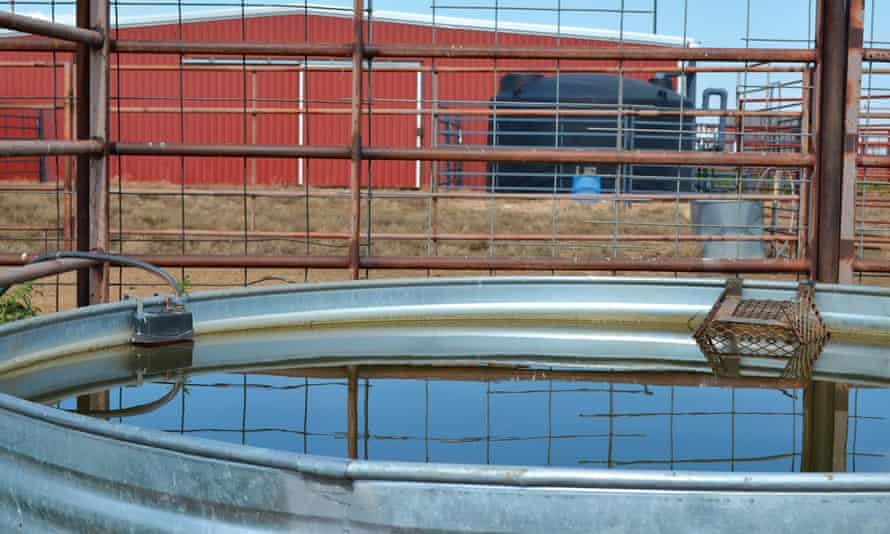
[4,277,890,532]
[2,0,888,306]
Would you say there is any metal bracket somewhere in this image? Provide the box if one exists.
[693,278,830,380]
[132,298,194,346]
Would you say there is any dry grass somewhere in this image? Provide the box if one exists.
[1,183,701,258]
[4,180,876,312]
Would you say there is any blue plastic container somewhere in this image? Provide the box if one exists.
[571,175,601,202]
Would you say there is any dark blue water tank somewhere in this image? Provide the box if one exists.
[487,73,697,193]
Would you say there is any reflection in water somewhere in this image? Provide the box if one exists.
[53,364,888,473]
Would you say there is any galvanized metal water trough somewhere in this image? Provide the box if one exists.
[3,277,890,533]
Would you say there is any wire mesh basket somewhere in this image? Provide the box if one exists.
[693,279,830,380]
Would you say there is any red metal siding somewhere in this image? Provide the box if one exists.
[1,14,677,188]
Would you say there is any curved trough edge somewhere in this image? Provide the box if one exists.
[4,276,890,369]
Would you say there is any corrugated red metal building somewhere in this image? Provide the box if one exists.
[0,7,692,188]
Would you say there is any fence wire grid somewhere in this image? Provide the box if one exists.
[0,0,886,312]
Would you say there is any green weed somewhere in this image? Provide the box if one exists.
[0,283,40,324]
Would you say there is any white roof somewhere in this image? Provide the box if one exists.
[5,4,700,47]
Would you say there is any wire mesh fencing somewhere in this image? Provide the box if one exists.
[0,0,886,310]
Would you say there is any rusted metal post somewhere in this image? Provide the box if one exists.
[63,62,74,250]
[88,0,109,305]
[803,0,858,474]
[249,71,258,231]
[76,0,110,413]
[798,67,811,260]
[429,69,439,256]
[802,381,850,473]
[75,0,90,308]
[814,0,849,283]
[839,0,864,284]
[347,365,359,460]
[348,0,363,280]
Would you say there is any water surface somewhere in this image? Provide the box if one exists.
[52,361,890,473]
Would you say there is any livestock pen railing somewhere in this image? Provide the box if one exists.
[0,0,887,312]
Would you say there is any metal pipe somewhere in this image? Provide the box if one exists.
[852,259,890,272]
[348,0,363,280]
[363,147,813,167]
[107,40,815,62]
[109,228,799,243]
[0,37,76,51]
[802,0,852,478]
[126,255,350,269]
[857,156,890,168]
[814,0,848,284]
[0,258,94,288]
[839,0,864,284]
[0,254,347,269]
[0,10,103,47]
[75,0,90,309]
[111,40,353,57]
[0,254,807,273]
[863,48,890,61]
[363,45,816,62]
[87,0,109,305]
[109,105,800,119]
[0,139,103,156]
[112,143,351,159]
[0,184,806,202]
[360,256,810,273]
[102,62,808,74]
[113,143,813,167]
[347,365,358,460]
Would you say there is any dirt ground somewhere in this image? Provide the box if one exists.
[1,181,874,313]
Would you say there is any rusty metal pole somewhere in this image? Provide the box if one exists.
[88,0,109,304]
[840,0,864,285]
[75,0,90,308]
[63,61,74,250]
[803,0,859,474]
[76,0,110,414]
[347,365,359,459]
[348,0,363,279]
[814,0,849,283]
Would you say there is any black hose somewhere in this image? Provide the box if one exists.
[0,252,183,300]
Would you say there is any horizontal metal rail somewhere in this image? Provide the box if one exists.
[857,156,890,168]
[0,258,93,289]
[111,105,801,119]
[853,259,890,273]
[0,37,76,51]
[104,40,819,63]
[111,40,354,57]
[112,142,350,159]
[0,184,801,202]
[108,63,810,74]
[0,59,813,74]
[112,143,814,167]
[364,147,814,167]
[359,256,809,273]
[864,48,890,61]
[0,254,808,273]
[364,45,817,62]
[0,10,104,47]
[0,139,104,156]
[108,228,799,244]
